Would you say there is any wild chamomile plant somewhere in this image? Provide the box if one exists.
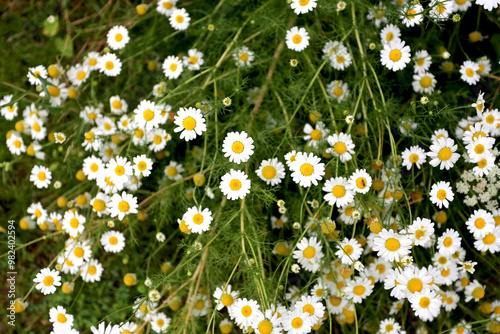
[1,0,500,333]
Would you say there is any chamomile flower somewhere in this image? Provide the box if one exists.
[464,280,485,302]
[430,181,454,209]
[480,108,500,130]
[271,215,288,229]
[98,53,122,77]
[474,226,500,253]
[27,65,47,85]
[428,0,455,20]
[373,229,412,262]
[290,0,317,14]
[90,322,120,334]
[101,230,126,253]
[220,169,251,200]
[437,228,461,256]
[157,0,177,16]
[109,96,127,115]
[378,318,401,334]
[281,309,312,334]
[83,52,100,71]
[465,209,495,239]
[413,50,432,74]
[381,39,411,71]
[173,107,206,141]
[286,26,309,52]
[213,284,239,311]
[344,278,374,303]
[151,313,171,333]
[82,155,104,180]
[109,192,138,221]
[402,146,427,170]
[62,210,86,237]
[412,72,436,94]
[133,155,153,177]
[326,132,355,162]
[253,309,282,334]
[473,154,496,177]
[460,60,480,85]
[183,48,204,70]
[467,136,493,162]
[184,206,213,234]
[323,177,354,207]
[380,24,401,44]
[409,290,442,321]
[49,305,74,329]
[27,202,47,224]
[303,122,329,148]
[477,57,492,75]
[90,193,110,217]
[326,80,349,102]
[107,25,129,50]
[336,238,363,264]
[284,150,298,167]
[476,0,500,11]
[222,131,254,164]
[106,156,133,187]
[25,116,46,140]
[162,55,183,79]
[169,8,190,30]
[41,79,68,107]
[293,237,324,272]
[233,46,255,67]
[33,268,61,295]
[290,152,325,187]
[148,128,170,152]
[294,295,325,324]
[164,161,184,181]
[348,169,372,194]
[30,165,51,189]
[453,0,472,11]
[230,298,260,328]
[67,64,90,87]
[401,3,424,27]
[81,259,104,283]
[427,137,460,170]
[6,132,26,155]
[256,158,286,186]
[408,218,435,246]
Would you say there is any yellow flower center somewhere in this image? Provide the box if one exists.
[189,55,198,64]
[474,144,485,154]
[484,234,496,245]
[138,161,147,171]
[166,166,178,177]
[303,246,316,259]
[292,34,302,44]
[115,166,125,176]
[438,147,452,161]
[88,266,97,275]
[48,86,60,97]
[241,305,252,317]
[109,236,118,245]
[407,9,416,19]
[385,238,400,251]
[192,213,204,225]
[386,32,394,41]
[112,100,122,109]
[437,190,447,200]
[300,163,314,176]
[43,276,54,286]
[221,294,234,306]
[183,116,196,130]
[409,153,419,163]
[472,286,485,299]
[333,87,343,97]
[240,53,249,62]
[77,71,86,80]
[37,172,46,181]
[115,33,123,42]
[334,142,347,154]
[262,165,277,179]
[407,278,423,293]
[466,68,474,77]
[419,297,430,308]
[332,185,346,198]
[343,245,354,255]
[443,237,453,247]
[176,15,184,23]
[105,61,114,70]
[74,247,84,258]
[118,200,130,212]
[310,129,322,140]
[389,49,402,62]
[93,199,106,212]
[337,55,345,63]
[420,76,432,88]
[299,0,309,5]
[475,218,486,229]
[353,285,366,296]
[170,63,178,72]
[258,319,273,334]
[163,2,173,9]
[232,141,244,153]
[292,317,303,329]
[229,179,242,190]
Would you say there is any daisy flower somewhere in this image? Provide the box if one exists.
[173,107,207,141]
[428,0,455,20]
[409,290,442,321]
[80,259,104,283]
[380,24,401,44]
[303,122,329,148]
[412,72,436,94]
[230,298,260,328]
[460,60,480,85]
[7,132,26,155]
[326,80,349,102]
[106,156,133,187]
[222,131,254,164]
[41,79,68,107]
[281,309,312,334]
[49,305,74,329]
[183,206,213,234]
[83,52,100,71]
[462,122,492,145]
[101,230,126,253]
[427,137,460,170]
[133,154,153,177]
[348,169,372,194]
[466,136,493,162]
[213,284,239,311]
[233,46,255,67]
[91,322,120,334]
[253,309,282,334]
[183,48,204,70]
[472,92,486,114]
[286,26,309,52]
[271,215,287,229]
[381,39,411,71]
[378,318,401,334]
[290,152,325,187]
[373,229,412,262]
[169,8,190,30]
[67,64,90,87]
[109,192,138,221]
[322,177,354,207]
[290,0,317,14]
[109,96,128,114]
[480,108,500,130]
[33,268,61,295]
[395,266,433,297]
[91,192,110,217]
[474,226,500,253]
[62,210,86,237]
[162,55,183,79]
[329,48,352,70]
[27,202,47,224]
[453,0,472,11]
[326,132,355,162]
[476,0,500,11]
[413,50,432,74]
[25,116,47,140]
[82,155,104,180]
[284,150,298,167]
[30,165,51,188]
[477,57,492,75]
[335,238,363,264]
[473,153,496,177]
[437,228,461,256]
[293,237,324,272]
[164,161,184,181]
[344,278,374,303]
[157,0,177,16]
[429,181,454,209]
[408,217,435,246]
[220,169,251,200]
[98,53,122,77]
[466,209,495,239]
[147,128,170,152]
[294,295,325,324]
[27,65,47,85]
[464,280,485,302]
[256,158,286,186]
[107,25,129,50]
[401,3,424,27]
[401,146,427,170]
